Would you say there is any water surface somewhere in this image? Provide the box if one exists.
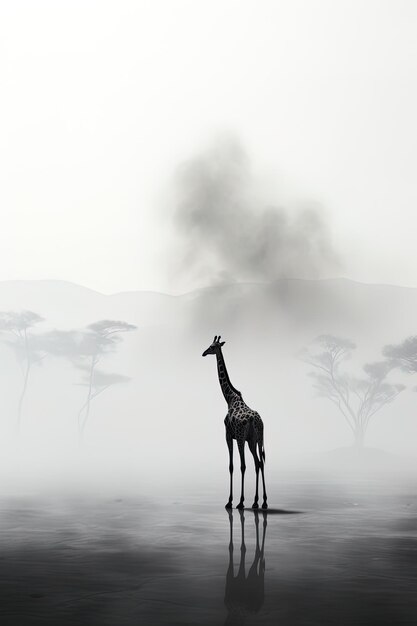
[0,479,416,625]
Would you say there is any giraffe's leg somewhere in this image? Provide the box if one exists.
[248,438,260,509]
[225,433,233,509]
[236,440,246,510]
[259,441,268,509]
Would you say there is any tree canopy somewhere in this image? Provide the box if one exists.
[302,335,404,447]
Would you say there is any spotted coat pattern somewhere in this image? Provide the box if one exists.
[203,336,268,509]
[225,395,264,452]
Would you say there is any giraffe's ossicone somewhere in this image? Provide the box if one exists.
[202,335,268,510]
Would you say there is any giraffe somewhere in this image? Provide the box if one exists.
[202,336,267,510]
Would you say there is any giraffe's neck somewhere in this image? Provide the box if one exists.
[216,349,241,405]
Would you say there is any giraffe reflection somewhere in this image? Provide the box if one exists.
[224,509,267,626]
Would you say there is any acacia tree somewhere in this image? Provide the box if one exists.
[302,335,405,448]
[383,336,417,374]
[76,370,131,438]
[42,320,136,440]
[40,321,136,439]
[75,321,136,437]
[0,310,45,432]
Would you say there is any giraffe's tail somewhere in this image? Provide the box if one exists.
[260,441,266,463]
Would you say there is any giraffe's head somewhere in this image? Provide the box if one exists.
[202,335,225,357]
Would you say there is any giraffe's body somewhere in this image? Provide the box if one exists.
[203,336,267,510]
[225,396,264,448]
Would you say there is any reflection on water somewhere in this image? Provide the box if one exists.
[224,509,267,626]
[0,481,416,624]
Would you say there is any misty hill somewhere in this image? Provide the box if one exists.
[0,278,415,346]
[0,280,179,329]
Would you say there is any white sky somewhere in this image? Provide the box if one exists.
[0,0,416,294]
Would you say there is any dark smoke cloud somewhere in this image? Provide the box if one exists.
[172,137,341,286]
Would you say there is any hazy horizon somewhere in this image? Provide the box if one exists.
[0,276,415,488]
[3,275,417,298]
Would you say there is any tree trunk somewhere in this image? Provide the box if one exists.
[17,361,30,435]
[79,355,97,441]
[17,330,30,435]
[353,426,365,449]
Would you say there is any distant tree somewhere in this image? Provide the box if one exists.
[301,335,405,448]
[35,320,136,439]
[78,320,136,436]
[383,336,417,373]
[39,329,79,360]
[76,370,131,438]
[0,310,45,432]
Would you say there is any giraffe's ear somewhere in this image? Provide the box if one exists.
[219,341,225,347]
